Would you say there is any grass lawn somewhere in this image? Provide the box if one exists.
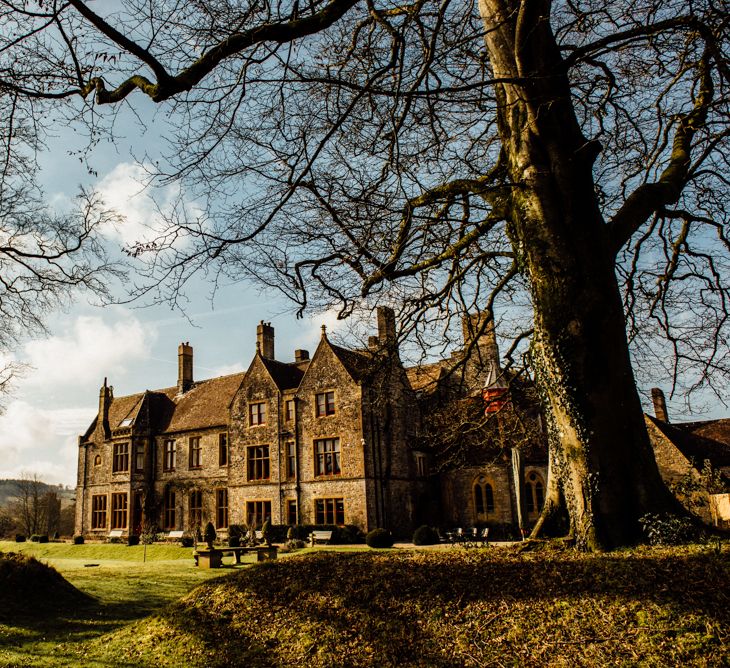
[1,541,728,667]
[0,541,229,668]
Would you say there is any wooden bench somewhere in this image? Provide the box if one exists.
[310,530,333,546]
[194,546,278,568]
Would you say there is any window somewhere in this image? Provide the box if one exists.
[415,453,428,478]
[286,441,296,480]
[474,475,495,518]
[189,436,202,469]
[246,500,271,528]
[315,498,345,525]
[119,417,133,427]
[285,399,295,422]
[216,489,228,529]
[134,443,145,472]
[249,402,266,426]
[315,391,336,417]
[218,433,228,466]
[314,438,341,476]
[286,499,297,525]
[111,493,128,530]
[94,454,101,466]
[91,495,107,529]
[525,471,545,515]
[163,488,176,530]
[189,490,202,529]
[112,442,129,473]
[163,439,176,472]
[247,445,270,480]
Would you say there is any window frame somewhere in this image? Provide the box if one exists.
[525,471,545,515]
[218,433,228,467]
[91,494,107,529]
[285,399,295,422]
[285,441,296,480]
[245,500,271,529]
[134,442,145,473]
[111,492,128,530]
[188,436,202,470]
[473,475,496,518]
[248,401,267,426]
[314,498,345,525]
[247,445,270,481]
[315,391,336,417]
[163,439,176,472]
[314,437,341,477]
[163,487,176,530]
[215,488,228,529]
[286,499,297,525]
[189,490,202,529]
[112,442,129,473]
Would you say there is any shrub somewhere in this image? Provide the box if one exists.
[181,536,194,548]
[127,535,140,546]
[30,534,49,543]
[73,535,84,545]
[412,525,440,546]
[204,521,217,547]
[52,531,60,540]
[228,535,241,547]
[228,524,246,539]
[639,513,695,545]
[261,519,272,546]
[15,534,26,543]
[366,528,394,548]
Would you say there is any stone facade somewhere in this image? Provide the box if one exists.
[75,308,552,539]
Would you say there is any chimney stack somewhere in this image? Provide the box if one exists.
[98,378,112,439]
[651,388,669,422]
[377,306,396,345]
[257,321,275,359]
[294,349,309,362]
[178,342,193,394]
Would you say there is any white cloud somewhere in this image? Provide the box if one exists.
[93,162,201,248]
[0,401,93,484]
[21,311,154,389]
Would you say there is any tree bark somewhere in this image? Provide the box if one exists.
[480,0,680,549]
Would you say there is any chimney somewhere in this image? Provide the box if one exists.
[98,378,112,440]
[462,312,500,372]
[178,342,193,394]
[651,388,669,422]
[368,335,380,350]
[257,321,275,359]
[294,349,309,362]
[377,306,396,344]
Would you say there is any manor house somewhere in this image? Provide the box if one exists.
[74,308,549,538]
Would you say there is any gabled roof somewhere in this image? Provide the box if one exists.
[260,356,308,390]
[329,343,372,381]
[406,363,446,395]
[647,415,730,468]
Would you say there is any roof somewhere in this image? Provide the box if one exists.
[329,343,372,381]
[260,356,308,390]
[406,363,446,395]
[647,415,730,468]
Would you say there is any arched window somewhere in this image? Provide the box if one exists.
[94,454,101,466]
[525,471,545,515]
[473,475,495,519]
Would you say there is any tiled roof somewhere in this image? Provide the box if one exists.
[647,415,730,468]
[260,356,307,390]
[329,343,372,380]
[406,363,446,394]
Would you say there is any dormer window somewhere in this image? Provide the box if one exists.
[249,402,266,426]
[315,391,336,417]
[119,418,133,428]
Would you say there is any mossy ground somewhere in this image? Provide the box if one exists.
[0,541,728,667]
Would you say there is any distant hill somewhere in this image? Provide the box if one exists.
[0,479,75,507]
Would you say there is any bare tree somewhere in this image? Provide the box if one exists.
[11,473,48,537]
[1,0,729,549]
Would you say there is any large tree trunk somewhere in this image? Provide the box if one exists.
[480,0,679,549]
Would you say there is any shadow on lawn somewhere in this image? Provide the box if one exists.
[152,548,729,667]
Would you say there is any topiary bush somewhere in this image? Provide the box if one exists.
[73,535,84,545]
[366,528,394,548]
[412,525,440,546]
[228,535,241,547]
[15,534,25,543]
[30,534,49,543]
[204,521,217,548]
[181,536,194,548]
[127,535,140,546]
